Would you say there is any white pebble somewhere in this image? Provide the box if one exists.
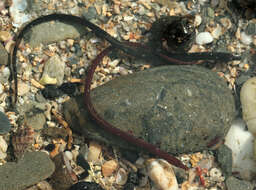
[146,159,178,190]
[240,32,252,45]
[0,83,3,94]
[211,24,222,39]
[2,67,10,79]
[0,136,8,152]
[0,150,6,160]
[196,32,213,45]
[225,119,256,180]
[209,168,222,180]
[194,14,202,27]
[64,150,73,160]
[0,136,7,160]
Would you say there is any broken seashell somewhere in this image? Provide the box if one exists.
[146,159,178,190]
[115,168,128,185]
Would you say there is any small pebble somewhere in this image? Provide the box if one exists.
[194,14,202,27]
[0,83,3,94]
[102,160,118,177]
[0,31,11,42]
[17,81,30,96]
[240,31,252,45]
[59,82,77,95]
[45,144,56,152]
[196,32,214,45]
[42,85,62,99]
[64,150,73,160]
[77,154,90,171]
[87,141,102,163]
[69,182,104,190]
[0,135,7,159]
[210,168,222,181]
[59,41,66,49]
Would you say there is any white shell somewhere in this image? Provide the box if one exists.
[240,32,252,45]
[240,77,256,135]
[115,168,128,185]
[146,159,178,190]
[195,32,213,45]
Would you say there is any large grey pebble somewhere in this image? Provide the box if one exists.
[0,43,8,65]
[0,151,55,190]
[226,176,254,190]
[25,20,87,48]
[0,111,11,134]
[63,65,235,154]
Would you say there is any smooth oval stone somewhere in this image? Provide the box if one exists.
[63,65,235,154]
[0,111,11,134]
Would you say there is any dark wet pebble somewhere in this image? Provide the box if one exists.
[127,172,139,185]
[69,182,104,190]
[246,22,256,35]
[59,82,78,95]
[123,182,135,190]
[50,153,75,189]
[42,127,68,139]
[77,154,90,171]
[42,85,62,99]
[44,143,56,152]
[77,171,89,180]
[121,150,139,163]
[215,144,232,177]
[0,111,11,134]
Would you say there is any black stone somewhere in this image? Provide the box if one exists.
[121,150,139,163]
[41,85,62,99]
[69,182,104,190]
[44,144,56,152]
[77,171,89,180]
[77,154,90,171]
[127,172,139,185]
[59,82,78,95]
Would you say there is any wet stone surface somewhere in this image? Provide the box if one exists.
[226,176,254,190]
[64,65,236,154]
[0,151,55,190]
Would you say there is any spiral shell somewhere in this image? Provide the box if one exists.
[12,125,34,159]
